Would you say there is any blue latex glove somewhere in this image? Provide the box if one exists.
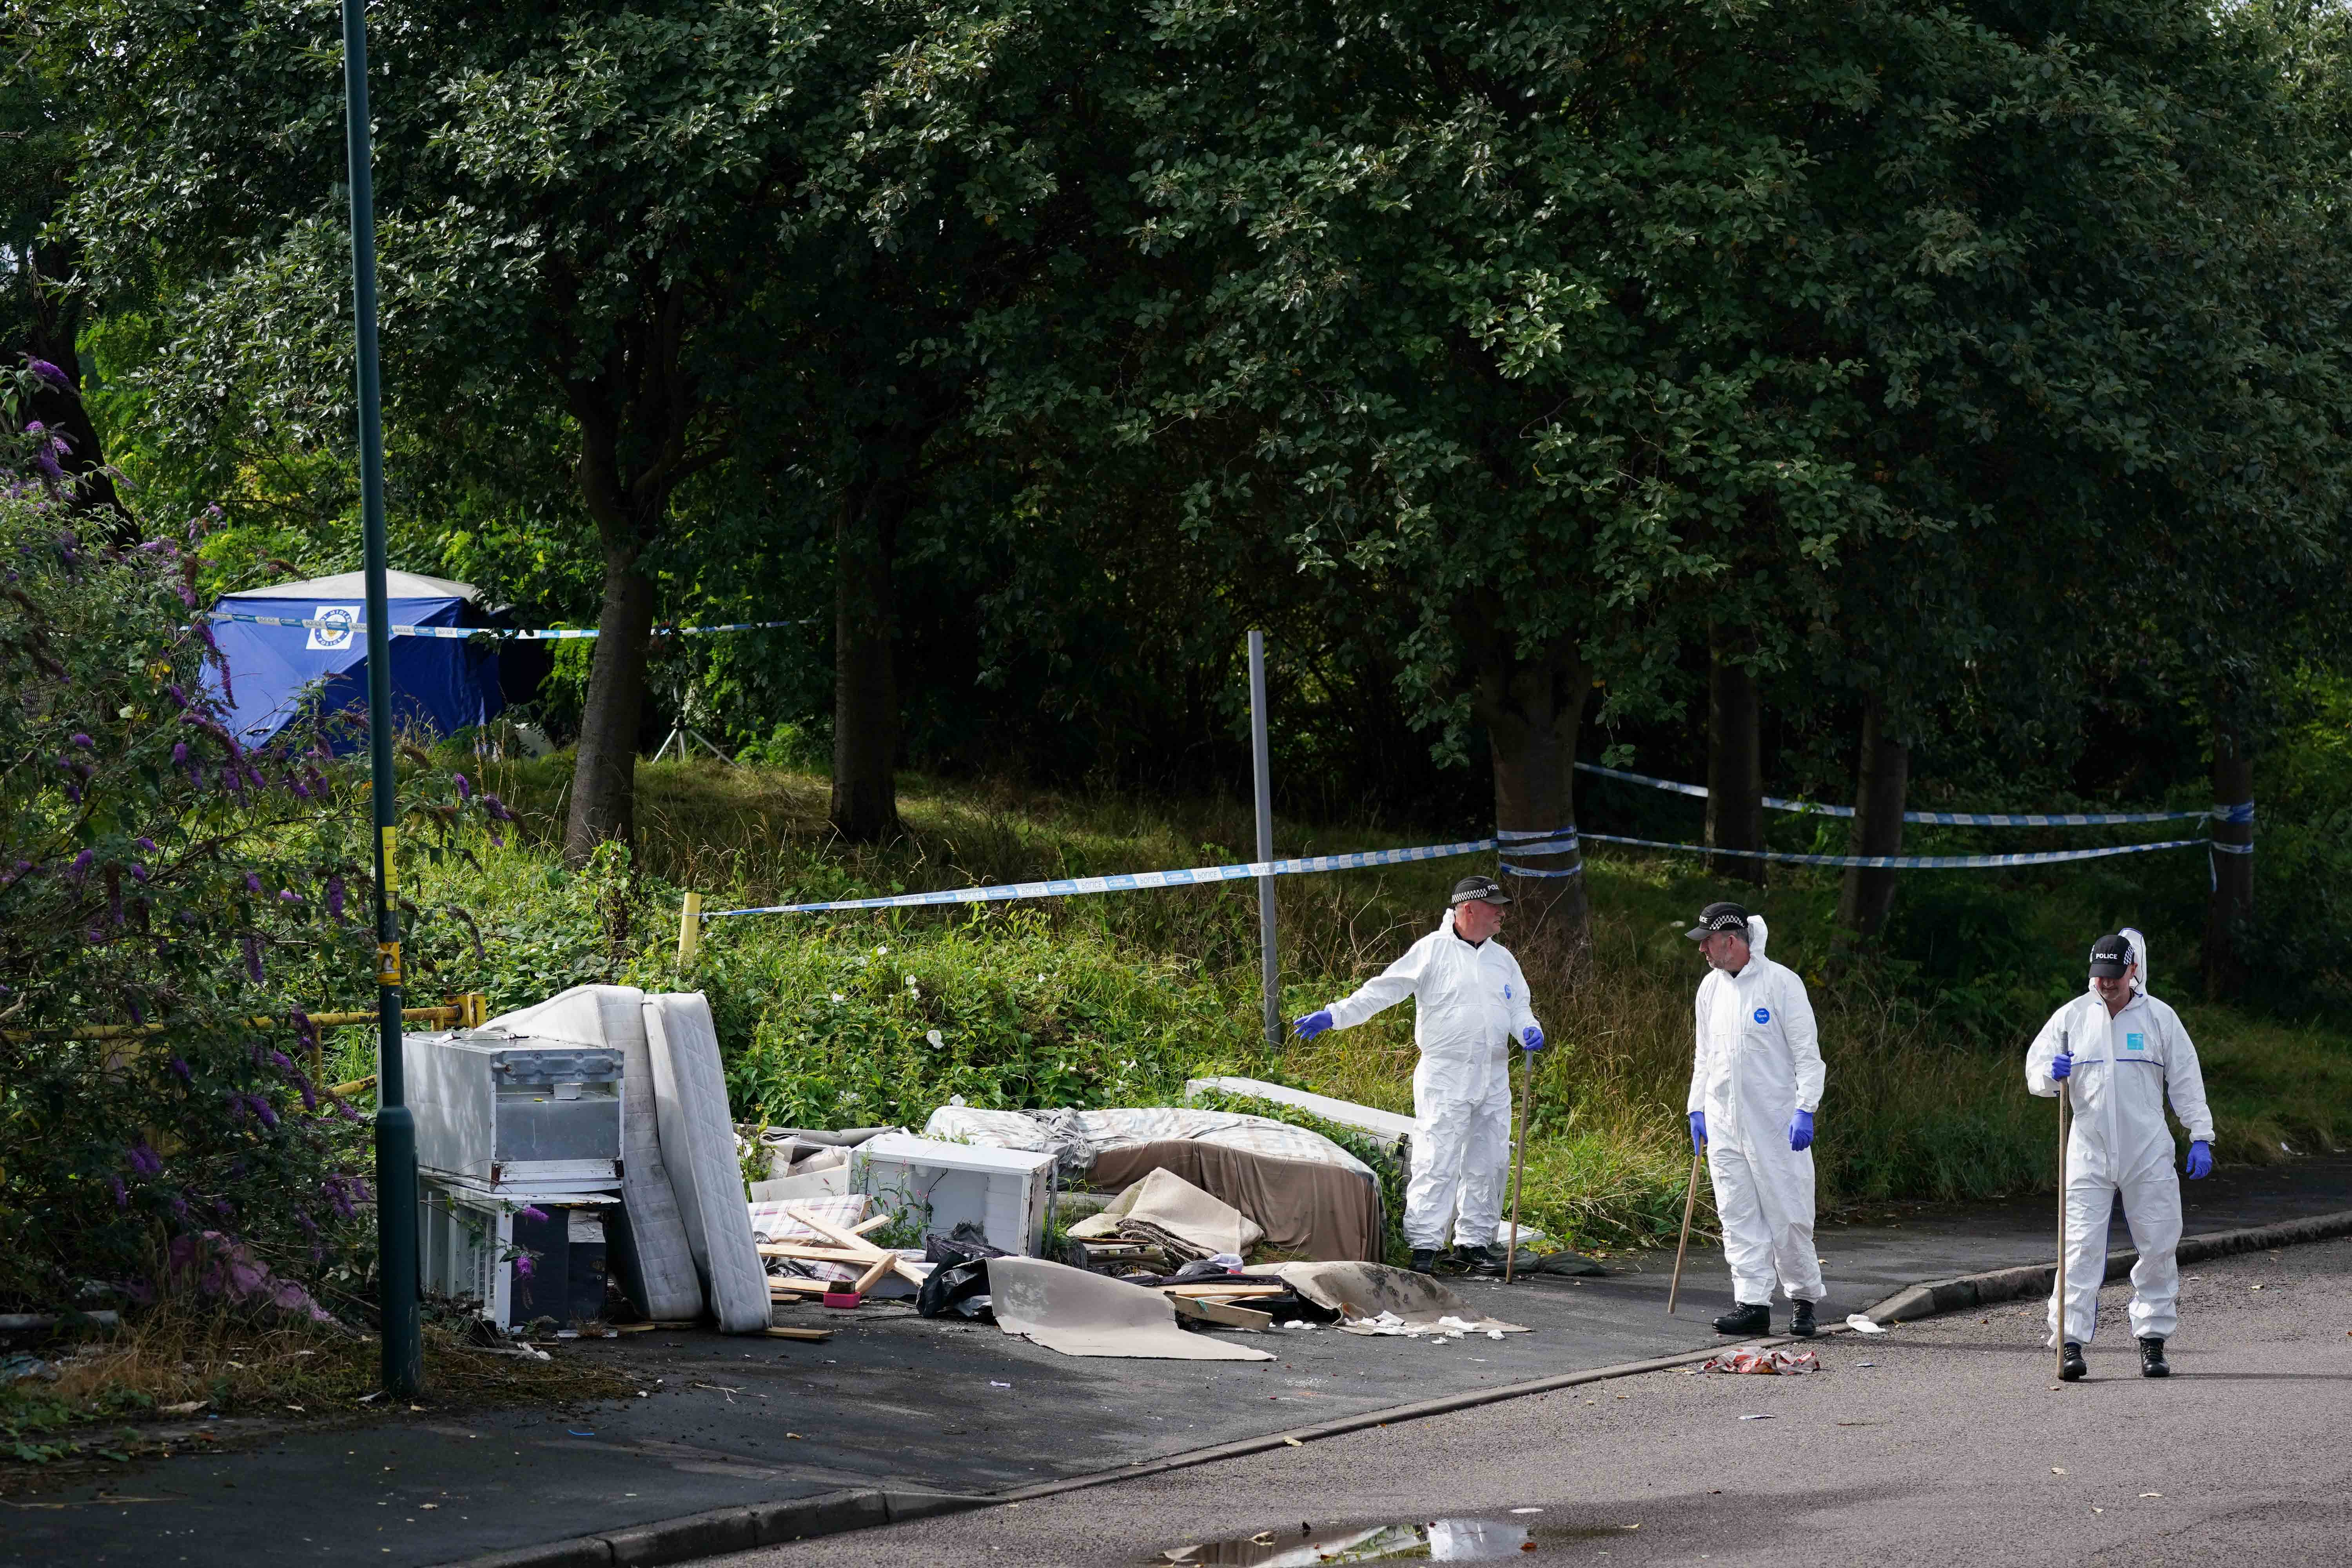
[1688,1111,1707,1151]
[1789,1109,1815,1152]
[1292,1009,1334,1042]
[1521,1024,1545,1052]
[2050,1053,2073,1081]
[2185,1140,2213,1179]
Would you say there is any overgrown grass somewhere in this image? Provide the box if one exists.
[348,752,2352,1255]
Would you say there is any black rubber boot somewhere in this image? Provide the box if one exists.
[1713,1302,1771,1336]
[2139,1336,2170,1378]
[1456,1245,1504,1277]
[1410,1249,1439,1275]
[2060,1341,2087,1381]
[1789,1299,1817,1338]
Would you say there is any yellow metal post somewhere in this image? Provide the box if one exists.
[678,892,702,967]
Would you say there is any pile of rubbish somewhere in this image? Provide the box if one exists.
[404,987,1559,1360]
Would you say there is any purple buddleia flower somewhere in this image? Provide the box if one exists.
[518,1206,548,1223]
[169,1055,191,1082]
[244,872,263,895]
[172,742,189,766]
[241,933,263,982]
[71,733,91,749]
[513,1255,535,1280]
[111,1177,129,1208]
[130,862,149,883]
[127,998,145,1025]
[294,1074,318,1112]
[252,1096,278,1129]
[266,1048,293,1072]
[167,686,187,711]
[278,888,302,904]
[27,358,67,387]
[482,794,513,822]
[65,850,93,884]
[325,876,347,922]
[454,774,470,800]
[129,1143,163,1177]
[136,837,156,853]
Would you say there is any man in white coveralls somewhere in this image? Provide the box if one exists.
[1292,875,1545,1276]
[2026,928,2214,1380]
[1687,900,1826,1338]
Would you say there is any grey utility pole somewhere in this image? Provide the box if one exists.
[340,0,421,1396]
[1249,632,1279,1049]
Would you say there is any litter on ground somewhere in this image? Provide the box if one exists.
[1845,1314,1887,1334]
[1702,1348,1821,1376]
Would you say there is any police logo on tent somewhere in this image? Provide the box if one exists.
[1754,1007,1771,1024]
[307,604,357,652]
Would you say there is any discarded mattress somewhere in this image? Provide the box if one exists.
[922,1104,1372,1178]
[987,1257,1273,1361]
[1274,1261,1527,1334]
[485,984,702,1322]
[643,992,769,1333]
[1067,1168,1264,1261]
[924,1104,1383,1261]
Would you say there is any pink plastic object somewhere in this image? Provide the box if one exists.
[821,1290,864,1310]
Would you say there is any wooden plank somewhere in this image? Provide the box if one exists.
[763,1327,833,1342]
[782,1205,891,1257]
[757,1241,874,1263]
[1169,1296,1272,1330]
[1160,1281,1287,1298]
[849,1213,892,1235]
[851,1252,897,1296]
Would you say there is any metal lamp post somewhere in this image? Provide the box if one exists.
[340,0,422,1397]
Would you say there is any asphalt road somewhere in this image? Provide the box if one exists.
[710,1235,2352,1568]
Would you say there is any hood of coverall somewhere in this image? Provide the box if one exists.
[2087,925,2151,998]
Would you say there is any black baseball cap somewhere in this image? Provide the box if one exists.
[1450,875,1512,907]
[1685,901,1751,941]
[2088,934,2135,977]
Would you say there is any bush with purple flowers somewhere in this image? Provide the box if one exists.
[0,467,499,1319]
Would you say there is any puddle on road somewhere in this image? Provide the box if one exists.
[1160,1517,1545,1563]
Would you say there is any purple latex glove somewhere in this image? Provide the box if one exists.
[1292,1009,1334,1042]
[2050,1052,2073,1080]
[2185,1140,2212,1179]
[1788,1108,1815,1152]
[1521,1024,1545,1052]
[1688,1110,1707,1151]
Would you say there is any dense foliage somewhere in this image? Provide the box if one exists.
[0,364,501,1312]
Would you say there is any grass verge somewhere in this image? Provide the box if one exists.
[341,753,2352,1258]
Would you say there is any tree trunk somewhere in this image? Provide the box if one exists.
[2202,734,2253,999]
[14,242,132,538]
[1834,693,1909,942]
[830,474,908,844]
[562,550,658,866]
[1473,633,1591,969]
[1705,628,1765,886]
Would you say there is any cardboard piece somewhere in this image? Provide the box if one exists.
[988,1258,1274,1361]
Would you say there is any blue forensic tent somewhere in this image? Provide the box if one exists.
[206,570,507,751]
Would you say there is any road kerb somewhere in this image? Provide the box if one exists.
[1862,1207,2352,1323]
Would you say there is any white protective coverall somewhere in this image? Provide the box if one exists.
[1325,908,1537,1250]
[1688,917,1827,1306]
[2024,928,2212,1345]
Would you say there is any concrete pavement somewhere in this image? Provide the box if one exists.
[713,1234,2352,1567]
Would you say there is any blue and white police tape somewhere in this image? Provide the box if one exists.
[704,831,1586,919]
[204,610,812,641]
[1572,760,2213,826]
[1497,826,1584,879]
[1576,830,2209,870]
